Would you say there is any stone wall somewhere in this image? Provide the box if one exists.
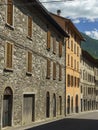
[0,0,66,129]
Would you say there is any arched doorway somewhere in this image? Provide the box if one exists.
[75,95,79,113]
[53,94,56,117]
[59,96,62,115]
[71,97,73,113]
[2,87,13,127]
[67,95,70,114]
[46,92,50,118]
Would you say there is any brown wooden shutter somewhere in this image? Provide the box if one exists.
[7,0,13,25]
[6,42,13,68]
[47,31,51,50]
[28,51,32,73]
[59,64,62,81]
[53,38,56,54]
[59,41,62,57]
[28,16,32,38]
[53,62,56,80]
[47,59,51,79]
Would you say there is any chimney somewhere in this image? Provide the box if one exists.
[57,10,61,16]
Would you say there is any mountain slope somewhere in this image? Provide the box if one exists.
[81,33,98,59]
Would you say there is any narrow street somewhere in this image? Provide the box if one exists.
[26,111,98,130]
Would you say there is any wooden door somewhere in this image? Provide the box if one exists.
[3,95,12,127]
[23,94,35,124]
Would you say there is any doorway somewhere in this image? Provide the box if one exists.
[2,87,13,127]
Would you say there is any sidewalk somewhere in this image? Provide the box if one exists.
[3,110,98,130]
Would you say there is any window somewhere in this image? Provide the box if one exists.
[71,40,73,51]
[53,37,56,54]
[28,16,32,38]
[47,31,51,50]
[74,59,76,69]
[67,74,70,87]
[77,78,80,87]
[71,76,73,87]
[74,43,76,54]
[7,0,13,26]
[77,46,79,56]
[27,51,32,74]
[75,77,76,87]
[53,62,56,80]
[68,39,70,48]
[59,64,62,81]
[46,59,51,79]
[59,41,62,57]
[5,42,13,69]
[77,61,79,71]
[68,54,70,66]
[71,56,73,67]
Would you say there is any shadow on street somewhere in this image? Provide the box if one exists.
[25,118,98,130]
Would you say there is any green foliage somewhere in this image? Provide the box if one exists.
[81,33,98,59]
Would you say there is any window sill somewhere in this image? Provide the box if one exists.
[27,36,33,41]
[5,23,14,30]
[26,72,32,76]
[4,68,13,72]
[47,48,50,51]
[46,76,50,79]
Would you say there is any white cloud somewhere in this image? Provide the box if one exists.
[72,19,80,24]
[85,29,98,40]
[40,0,98,21]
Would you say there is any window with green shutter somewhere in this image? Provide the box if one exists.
[7,0,13,26]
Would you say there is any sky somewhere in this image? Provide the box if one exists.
[39,0,98,40]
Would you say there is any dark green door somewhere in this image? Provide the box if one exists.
[3,95,12,127]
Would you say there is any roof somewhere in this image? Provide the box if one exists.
[82,49,98,65]
[21,0,69,37]
[50,12,85,41]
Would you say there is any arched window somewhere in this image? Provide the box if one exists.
[46,92,50,118]
[71,97,73,113]
[53,94,56,117]
[3,87,13,127]
[59,96,62,115]
[75,95,79,113]
[67,95,70,114]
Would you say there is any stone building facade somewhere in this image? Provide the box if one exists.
[50,12,84,115]
[94,61,98,109]
[0,0,68,129]
[80,50,96,112]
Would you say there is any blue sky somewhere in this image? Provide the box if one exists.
[40,0,98,40]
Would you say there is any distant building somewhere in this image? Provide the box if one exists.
[94,60,98,109]
[80,50,96,112]
[0,0,68,129]
[50,12,84,115]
